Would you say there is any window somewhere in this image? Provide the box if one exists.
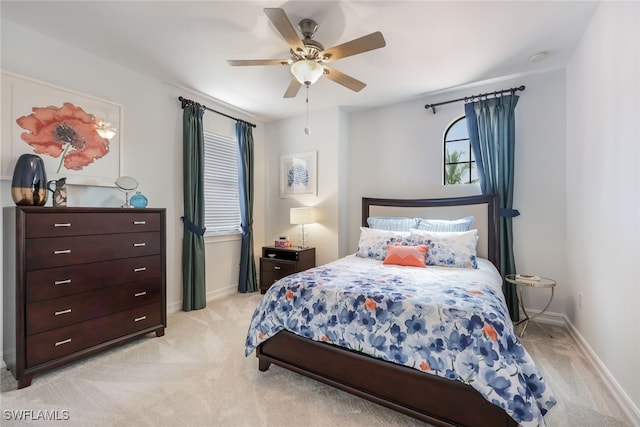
[203,131,241,233]
[443,116,477,185]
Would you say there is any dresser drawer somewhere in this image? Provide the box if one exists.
[26,255,162,302]
[27,280,162,335]
[25,211,161,238]
[26,302,162,368]
[25,232,160,270]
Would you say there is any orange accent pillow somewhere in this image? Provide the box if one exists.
[383,244,428,268]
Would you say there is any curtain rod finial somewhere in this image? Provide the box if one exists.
[424,104,437,114]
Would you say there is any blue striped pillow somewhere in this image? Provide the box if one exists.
[415,216,474,232]
[367,216,418,232]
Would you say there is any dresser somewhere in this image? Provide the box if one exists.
[3,207,166,388]
[259,246,315,293]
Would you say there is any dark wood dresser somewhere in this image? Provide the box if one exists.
[259,246,315,294]
[2,207,166,388]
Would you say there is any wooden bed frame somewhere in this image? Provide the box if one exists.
[256,194,517,427]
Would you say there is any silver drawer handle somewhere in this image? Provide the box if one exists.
[133,243,146,247]
[134,267,147,272]
[54,223,71,227]
[273,266,281,270]
[55,338,72,346]
[133,221,146,225]
[54,308,72,316]
[134,316,147,322]
[134,291,147,297]
[54,249,71,255]
[54,279,72,285]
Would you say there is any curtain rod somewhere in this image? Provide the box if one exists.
[424,85,525,114]
[178,96,256,128]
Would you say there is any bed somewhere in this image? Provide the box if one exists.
[245,194,555,427]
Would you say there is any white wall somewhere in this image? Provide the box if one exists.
[264,107,345,266]
[566,2,640,420]
[0,18,266,337]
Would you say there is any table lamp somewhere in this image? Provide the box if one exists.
[290,207,317,248]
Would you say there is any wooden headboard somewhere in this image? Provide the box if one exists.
[362,194,500,267]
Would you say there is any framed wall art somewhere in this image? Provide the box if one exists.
[1,71,122,187]
[280,151,317,198]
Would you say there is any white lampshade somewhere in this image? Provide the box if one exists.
[290,60,324,86]
[290,207,317,225]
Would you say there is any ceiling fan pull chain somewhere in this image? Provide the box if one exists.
[304,85,311,135]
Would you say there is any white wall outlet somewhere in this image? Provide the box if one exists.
[578,292,583,309]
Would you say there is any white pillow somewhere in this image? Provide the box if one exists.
[409,229,479,268]
[356,227,410,260]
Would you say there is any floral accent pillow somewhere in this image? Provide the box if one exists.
[355,227,410,260]
[415,216,474,232]
[383,244,428,267]
[409,229,479,268]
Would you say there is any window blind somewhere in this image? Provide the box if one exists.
[203,131,241,233]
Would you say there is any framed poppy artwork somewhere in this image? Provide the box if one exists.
[1,71,122,187]
[280,151,317,198]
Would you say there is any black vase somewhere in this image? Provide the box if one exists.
[11,154,48,206]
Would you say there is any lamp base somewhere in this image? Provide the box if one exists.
[298,224,308,249]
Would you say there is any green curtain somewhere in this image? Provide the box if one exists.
[236,122,258,292]
[181,103,206,311]
[465,95,520,321]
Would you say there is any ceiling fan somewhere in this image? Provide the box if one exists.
[228,8,386,98]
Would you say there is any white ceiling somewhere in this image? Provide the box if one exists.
[1,1,599,122]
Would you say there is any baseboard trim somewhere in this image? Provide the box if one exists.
[166,285,238,314]
[527,308,640,426]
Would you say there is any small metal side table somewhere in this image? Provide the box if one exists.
[505,274,556,338]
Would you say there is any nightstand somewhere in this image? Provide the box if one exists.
[505,274,556,338]
[259,246,316,294]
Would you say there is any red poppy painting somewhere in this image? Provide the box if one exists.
[2,72,121,187]
[16,102,110,173]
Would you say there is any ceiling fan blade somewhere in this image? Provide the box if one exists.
[284,78,302,98]
[227,59,290,66]
[320,31,386,62]
[322,66,366,92]
[264,8,307,55]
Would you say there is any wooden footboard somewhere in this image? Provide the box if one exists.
[257,331,517,427]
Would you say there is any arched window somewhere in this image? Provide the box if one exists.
[443,116,477,185]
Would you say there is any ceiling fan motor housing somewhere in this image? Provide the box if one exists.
[291,19,324,61]
[298,19,318,39]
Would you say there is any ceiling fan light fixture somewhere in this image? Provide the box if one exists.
[291,60,323,86]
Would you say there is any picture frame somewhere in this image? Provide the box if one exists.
[1,71,122,187]
[280,151,317,198]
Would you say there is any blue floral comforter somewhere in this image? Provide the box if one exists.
[245,255,556,426]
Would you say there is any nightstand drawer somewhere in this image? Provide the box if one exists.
[261,271,295,289]
[261,259,297,275]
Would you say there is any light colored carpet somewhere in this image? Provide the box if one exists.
[1,292,631,427]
